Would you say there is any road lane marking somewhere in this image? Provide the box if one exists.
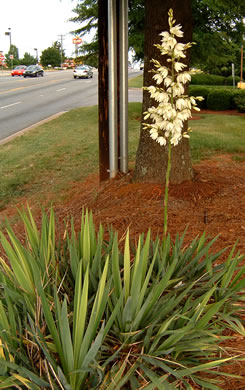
[0,79,68,95]
[56,88,66,92]
[0,101,21,110]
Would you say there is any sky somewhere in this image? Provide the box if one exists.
[0,0,86,60]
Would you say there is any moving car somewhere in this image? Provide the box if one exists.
[73,65,93,79]
[11,65,26,76]
[23,65,44,77]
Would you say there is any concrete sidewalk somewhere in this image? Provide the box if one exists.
[0,70,11,77]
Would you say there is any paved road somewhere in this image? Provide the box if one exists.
[0,69,142,141]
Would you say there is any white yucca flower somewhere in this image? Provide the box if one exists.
[176,98,187,110]
[153,73,163,84]
[164,77,172,87]
[143,8,203,148]
[170,24,184,37]
[157,136,166,146]
[174,62,187,72]
[177,72,191,84]
[174,43,186,58]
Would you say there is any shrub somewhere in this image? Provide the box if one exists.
[233,93,245,113]
[189,86,210,108]
[225,75,241,86]
[0,207,245,389]
[206,89,233,110]
[191,73,225,85]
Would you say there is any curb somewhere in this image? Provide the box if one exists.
[0,112,67,145]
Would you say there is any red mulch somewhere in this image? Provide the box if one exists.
[1,110,245,388]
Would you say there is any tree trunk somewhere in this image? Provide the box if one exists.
[133,0,194,184]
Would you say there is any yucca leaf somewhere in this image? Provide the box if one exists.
[134,255,178,328]
[111,233,122,299]
[59,299,74,378]
[0,231,34,296]
[124,230,131,302]
[81,209,91,272]
[36,280,65,369]
[135,242,158,317]
[140,365,175,389]
[73,263,89,367]
[177,356,235,376]
[77,257,109,369]
[195,298,227,330]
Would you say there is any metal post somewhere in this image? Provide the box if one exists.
[119,0,128,174]
[241,45,244,82]
[108,0,118,178]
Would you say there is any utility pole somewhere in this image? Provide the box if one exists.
[58,34,64,67]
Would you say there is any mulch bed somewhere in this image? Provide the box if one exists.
[0,109,245,388]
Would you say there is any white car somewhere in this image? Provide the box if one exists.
[73,66,93,79]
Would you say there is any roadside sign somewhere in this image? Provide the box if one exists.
[72,37,82,45]
[9,55,14,59]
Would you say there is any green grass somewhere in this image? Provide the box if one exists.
[0,103,141,210]
[0,103,245,210]
[190,113,245,161]
[128,75,143,88]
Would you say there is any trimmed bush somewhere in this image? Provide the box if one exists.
[191,73,225,85]
[191,73,240,86]
[225,75,241,86]
[189,85,210,108]
[206,89,233,110]
[233,94,245,113]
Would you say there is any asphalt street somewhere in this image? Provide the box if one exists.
[0,69,142,141]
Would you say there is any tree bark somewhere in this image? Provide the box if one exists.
[133,0,194,184]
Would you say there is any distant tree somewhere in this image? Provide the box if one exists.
[78,40,98,67]
[5,44,19,68]
[70,0,245,73]
[20,52,36,66]
[53,41,66,62]
[40,47,61,67]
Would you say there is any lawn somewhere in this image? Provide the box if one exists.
[0,102,245,210]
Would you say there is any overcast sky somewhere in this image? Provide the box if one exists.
[0,0,85,59]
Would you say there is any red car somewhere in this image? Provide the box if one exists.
[11,65,26,76]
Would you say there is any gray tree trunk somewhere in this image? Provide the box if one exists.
[133,0,194,184]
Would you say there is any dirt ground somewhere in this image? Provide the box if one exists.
[1,110,245,388]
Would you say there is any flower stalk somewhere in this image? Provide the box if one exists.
[143,8,204,237]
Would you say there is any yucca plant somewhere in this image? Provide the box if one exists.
[99,229,245,389]
[0,207,245,389]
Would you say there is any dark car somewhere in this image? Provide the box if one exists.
[23,65,44,78]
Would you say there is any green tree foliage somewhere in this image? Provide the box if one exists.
[19,52,36,66]
[191,0,245,75]
[5,44,19,68]
[70,0,245,74]
[78,40,99,67]
[40,46,61,67]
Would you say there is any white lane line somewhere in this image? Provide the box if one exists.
[0,101,21,110]
[56,88,66,92]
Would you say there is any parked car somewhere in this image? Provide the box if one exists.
[23,65,44,77]
[73,65,93,79]
[11,65,26,76]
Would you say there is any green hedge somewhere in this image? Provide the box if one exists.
[189,85,245,111]
[191,73,240,86]
[206,89,233,110]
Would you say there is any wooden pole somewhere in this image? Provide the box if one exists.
[98,0,110,181]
